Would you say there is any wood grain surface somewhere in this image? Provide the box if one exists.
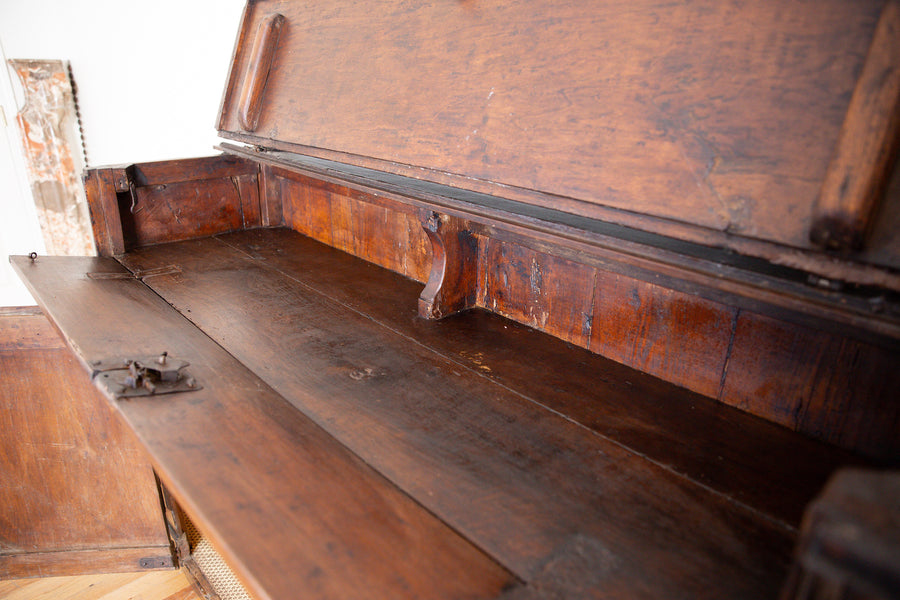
[11,255,514,600]
[206,229,861,526]
[811,1,900,250]
[0,570,201,600]
[219,0,883,251]
[263,163,900,459]
[105,231,827,599]
[85,156,260,256]
[0,312,172,579]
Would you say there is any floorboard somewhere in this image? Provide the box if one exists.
[0,570,200,600]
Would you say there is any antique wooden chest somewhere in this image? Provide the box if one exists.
[10,0,900,598]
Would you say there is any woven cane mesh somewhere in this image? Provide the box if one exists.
[181,509,255,600]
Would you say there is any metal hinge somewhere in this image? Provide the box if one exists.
[140,555,175,569]
[92,352,201,399]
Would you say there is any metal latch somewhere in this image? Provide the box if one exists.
[92,352,201,399]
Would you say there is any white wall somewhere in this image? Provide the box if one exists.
[0,0,246,306]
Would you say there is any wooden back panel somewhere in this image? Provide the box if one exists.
[218,0,883,250]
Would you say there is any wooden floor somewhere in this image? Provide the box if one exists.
[0,569,201,600]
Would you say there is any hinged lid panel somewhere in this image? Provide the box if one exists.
[218,0,883,250]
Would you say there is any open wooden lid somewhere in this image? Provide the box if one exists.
[217,0,890,254]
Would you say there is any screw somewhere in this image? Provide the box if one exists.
[28,252,37,261]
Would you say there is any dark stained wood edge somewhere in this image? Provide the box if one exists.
[157,479,222,600]
[0,546,175,579]
[131,155,258,186]
[84,167,127,256]
[418,210,478,319]
[811,1,900,251]
[240,144,900,349]
[237,13,285,132]
[259,164,283,226]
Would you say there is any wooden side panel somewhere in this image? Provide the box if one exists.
[85,156,261,255]
[720,311,900,460]
[590,271,737,400]
[478,238,595,348]
[219,0,883,250]
[0,311,171,579]
[127,179,245,247]
[277,170,431,282]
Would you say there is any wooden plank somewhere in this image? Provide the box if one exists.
[118,232,800,599]
[275,169,433,283]
[83,168,126,257]
[258,164,283,227]
[9,59,93,257]
[810,1,900,251]
[130,155,258,186]
[479,238,595,348]
[11,255,513,600]
[589,270,737,400]
[127,179,245,247]
[212,228,862,527]
[0,570,200,600]
[0,312,172,578]
[0,309,65,350]
[0,548,174,580]
[219,0,882,250]
[720,310,900,461]
[236,173,261,228]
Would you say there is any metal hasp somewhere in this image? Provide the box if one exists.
[92,352,201,399]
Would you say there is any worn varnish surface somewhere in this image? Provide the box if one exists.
[219,0,883,253]
[202,229,860,526]
[85,155,259,256]
[0,310,171,579]
[78,229,858,599]
[11,256,513,600]
[267,168,900,459]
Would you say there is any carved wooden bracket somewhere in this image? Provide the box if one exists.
[418,210,478,319]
